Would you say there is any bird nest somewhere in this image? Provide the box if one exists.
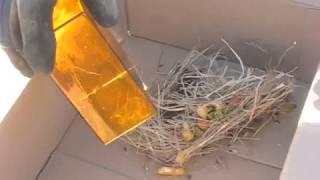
[123,39,296,175]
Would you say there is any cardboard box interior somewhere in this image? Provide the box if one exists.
[127,0,320,83]
[1,0,319,179]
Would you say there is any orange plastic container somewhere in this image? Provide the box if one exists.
[52,0,155,144]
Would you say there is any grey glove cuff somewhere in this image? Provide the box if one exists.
[0,0,12,48]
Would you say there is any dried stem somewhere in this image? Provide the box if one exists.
[123,40,295,167]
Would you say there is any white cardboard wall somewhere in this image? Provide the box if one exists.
[127,0,320,82]
[0,76,77,180]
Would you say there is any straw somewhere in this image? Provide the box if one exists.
[123,40,295,167]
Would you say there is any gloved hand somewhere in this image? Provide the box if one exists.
[0,0,118,77]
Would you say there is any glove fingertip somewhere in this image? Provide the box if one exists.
[22,28,56,74]
[18,0,57,75]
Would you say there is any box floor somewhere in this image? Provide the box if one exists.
[38,37,309,180]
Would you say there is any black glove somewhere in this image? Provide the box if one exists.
[0,0,118,77]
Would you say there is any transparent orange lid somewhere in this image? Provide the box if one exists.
[52,0,155,144]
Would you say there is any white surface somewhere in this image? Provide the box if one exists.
[0,76,77,180]
[56,116,148,180]
[280,65,320,180]
[38,152,131,180]
[127,0,320,83]
[0,49,29,121]
[122,36,162,86]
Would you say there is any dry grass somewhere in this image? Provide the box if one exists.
[123,39,296,168]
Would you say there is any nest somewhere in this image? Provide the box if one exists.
[124,39,296,170]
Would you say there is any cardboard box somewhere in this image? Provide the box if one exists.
[0,0,319,179]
